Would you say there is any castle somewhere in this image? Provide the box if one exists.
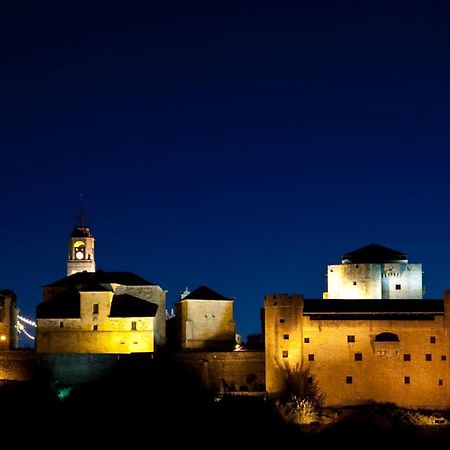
[3,224,450,409]
[265,244,450,409]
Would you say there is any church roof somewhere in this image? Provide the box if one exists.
[181,285,230,301]
[36,291,158,319]
[342,243,407,264]
[70,226,94,238]
[109,294,158,317]
[45,270,158,288]
[36,289,81,319]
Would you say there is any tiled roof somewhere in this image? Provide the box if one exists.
[109,294,158,317]
[181,285,230,301]
[36,289,81,319]
[342,243,407,264]
[45,270,157,287]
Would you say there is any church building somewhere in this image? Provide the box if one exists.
[36,223,166,354]
[264,244,450,409]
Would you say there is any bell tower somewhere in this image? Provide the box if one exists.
[66,195,96,276]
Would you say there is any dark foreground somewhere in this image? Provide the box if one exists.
[2,356,449,449]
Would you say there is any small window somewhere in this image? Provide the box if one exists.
[131,321,137,331]
[439,379,444,386]
[404,376,410,384]
[308,354,314,361]
[133,341,138,345]
[59,322,64,328]
[93,324,98,331]
[347,335,355,343]
[430,336,436,344]
[304,337,310,343]
[441,355,447,361]
[283,334,289,340]
[92,303,99,314]
[395,284,401,290]
[279,319,285,324]
[346,376,352,384]
[353,281,357,285]
[426,353,432,361]
[355,352,362,361]
[403,354,411,361]
[282,351,288,358]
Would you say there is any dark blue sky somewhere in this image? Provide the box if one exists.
[2,1,450,340]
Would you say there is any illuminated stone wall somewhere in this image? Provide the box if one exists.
[175,351,265,392]
[176,299,236,350]
[327,263,422,299]
[265,293,450,409]
[0,294,18,350]
[36,290,155,353]
[264,294,303,393]
[114,285,166,345]
[0,351,35,381]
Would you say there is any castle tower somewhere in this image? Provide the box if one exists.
[67,225,95,276]
[325,243,423,300]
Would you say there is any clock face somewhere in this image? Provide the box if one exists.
[75,251,84,260]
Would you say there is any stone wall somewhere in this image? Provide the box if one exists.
[0,350,35,381]
[176,300,236,350]
[327,263,422,299]
[265,293,450,409]
[115,285,166,345]
[175,351,265,393]
[36,327,154,353]
[0,294,18,350]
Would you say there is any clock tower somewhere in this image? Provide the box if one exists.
[67,225,96,276]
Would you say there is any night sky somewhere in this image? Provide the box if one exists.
[2,1,450,341]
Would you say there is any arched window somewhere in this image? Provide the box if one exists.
[375,332,399,342]
[73,241,86,260]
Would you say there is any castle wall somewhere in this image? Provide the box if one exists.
[327,263,422,299]
[175,351,265,392]
[380,263,422,299]
[301,316,449,408]
[265,294,450,409]
[178,300,235,350]
[264,294,304,393]
[0,295,18,350]
[327,264,382,299]
[0,350,35,381]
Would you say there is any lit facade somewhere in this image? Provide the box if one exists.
[36,271,166,353]
[175,286,236,350]
[0,290,18,350]
[265,244,450,409]
[325,244,423,299]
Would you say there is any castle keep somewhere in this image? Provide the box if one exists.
[264,244,450,409]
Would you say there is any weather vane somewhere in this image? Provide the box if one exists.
[77,193,88,226]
